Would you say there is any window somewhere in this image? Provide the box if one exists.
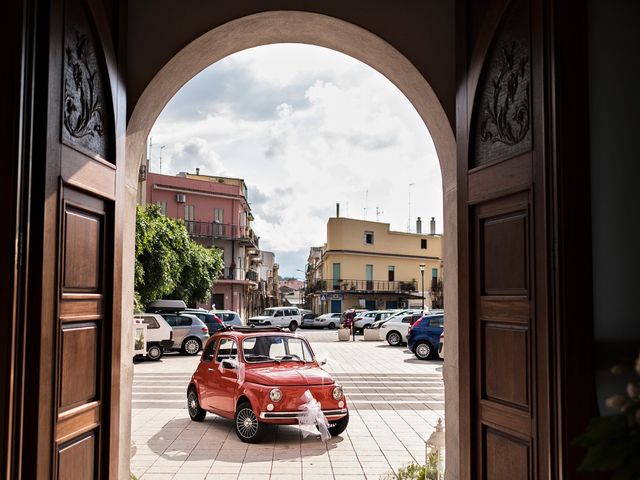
[162,315,178,327]
[202,340,216,362]
[141,316,159,329]
[332,263,341,289]
[156,201,167,215]
[177,316,193,327]
[214,208,224,235]
[216,338,237,362]
[432,268,438,279]
[274,310,283,317]
[185,204,195,221]
[388,265,395,282]
[366,264,374,289]
[428,316,444,328]
[364,231,374,244]
[222,313,235,322]
[401,316,412,324]
[421,238,427,249]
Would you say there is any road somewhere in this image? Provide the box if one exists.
[130,329,445,480]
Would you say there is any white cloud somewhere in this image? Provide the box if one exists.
[149,44,443,278]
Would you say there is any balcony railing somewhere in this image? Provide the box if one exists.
[308,279,418,293]
[219,267,260,283]
[184,221,259,248]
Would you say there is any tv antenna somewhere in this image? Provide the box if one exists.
[363,189,369,220]
[376,206,384,222]
[159,145,167,174]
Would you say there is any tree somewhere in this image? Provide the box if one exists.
[135,204,223,310]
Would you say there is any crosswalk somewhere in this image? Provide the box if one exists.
[132,371,444,411]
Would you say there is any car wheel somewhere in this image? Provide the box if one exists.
[327,413,349,437]
[328,322,336,329]
[235,401,266,443]
[146,344,163,361]
[414,342,434,360]
[289,321,298,331]
[182,337,202,356]
[187,387,206,422]
[263,321,271,326]
[364,324,372,329]
[386,331,402,346]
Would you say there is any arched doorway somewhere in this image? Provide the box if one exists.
[124,11,458,479]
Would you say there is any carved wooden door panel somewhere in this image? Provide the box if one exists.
[20,0,124,478]
[458,0,551,478]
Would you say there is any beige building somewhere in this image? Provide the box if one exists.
[307,216,443,314]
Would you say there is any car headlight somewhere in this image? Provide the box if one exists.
[332,386,344,400]
[269,388,283,402]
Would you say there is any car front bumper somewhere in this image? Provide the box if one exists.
[259,408,348,420]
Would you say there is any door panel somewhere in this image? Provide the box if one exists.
[20,0,122,477]
[459,0,549,478]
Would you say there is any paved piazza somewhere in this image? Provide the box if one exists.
[130,329,445,480]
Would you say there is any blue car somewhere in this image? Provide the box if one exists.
[407,314,444,360]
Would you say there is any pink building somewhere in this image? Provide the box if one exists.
[143,171,263,319]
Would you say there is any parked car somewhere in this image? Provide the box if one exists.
[159,312,210,355]
[187,326,349,443]
[438,330,444,359]
[407,314,444,360]
[314,312,342,329]
[134,313,174,360]
[379,312,424,346]
[371,309,422,329]
[211,309,243,326]
[248,307,302,331]
[301,313,318,327]
[183,309,224,335]
[353,310,392,332]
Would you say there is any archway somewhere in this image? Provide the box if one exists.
[124,11,458,478]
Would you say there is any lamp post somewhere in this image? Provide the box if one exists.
[419,263,426,311]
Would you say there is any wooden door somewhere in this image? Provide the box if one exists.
[17,0,124,478]
[457,0,551,478]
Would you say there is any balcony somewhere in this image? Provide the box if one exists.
[308,278,418,294]
[184,221,259,248]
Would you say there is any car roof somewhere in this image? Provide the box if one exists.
[210,326,300,338]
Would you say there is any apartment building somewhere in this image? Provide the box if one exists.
[307,216,443,314]
[142,170,269,319]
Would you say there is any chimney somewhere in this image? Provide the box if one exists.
[430,217,436,235]
[336,203,340,218]
[416,217,422,234]
[195,167,200,175]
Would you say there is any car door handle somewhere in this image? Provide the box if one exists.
[207,368,215,372]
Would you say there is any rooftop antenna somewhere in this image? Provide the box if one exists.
[376,206,384,222]
[407,183,415,232]
[363,190,369,220]
[159,145,167,174]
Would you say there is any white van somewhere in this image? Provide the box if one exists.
[134,313,174,360]
[248,307,302,331]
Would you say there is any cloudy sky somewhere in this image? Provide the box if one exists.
[149,44,443,278]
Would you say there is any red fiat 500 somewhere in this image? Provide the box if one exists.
[186,326,349,443]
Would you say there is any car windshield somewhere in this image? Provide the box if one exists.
[242,336,315,363]
[260,310,276,316]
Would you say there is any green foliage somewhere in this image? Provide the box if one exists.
[381,454,439,480]
[134,204,223,309]
[574,356,640,480]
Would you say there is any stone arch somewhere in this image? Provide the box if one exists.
[123,10,459,477]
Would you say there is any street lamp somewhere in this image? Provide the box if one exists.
[419,263,426,311]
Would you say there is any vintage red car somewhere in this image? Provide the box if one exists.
[186,326,349,443]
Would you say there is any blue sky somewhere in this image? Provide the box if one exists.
[149,44,443,278]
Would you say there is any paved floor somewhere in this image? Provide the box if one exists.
[130,329,445,480]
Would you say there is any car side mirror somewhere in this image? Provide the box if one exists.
[319,359,327,366]
[221,359,236,369]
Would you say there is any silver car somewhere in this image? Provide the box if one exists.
[210,309,243,326]
[159,313,209,355]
